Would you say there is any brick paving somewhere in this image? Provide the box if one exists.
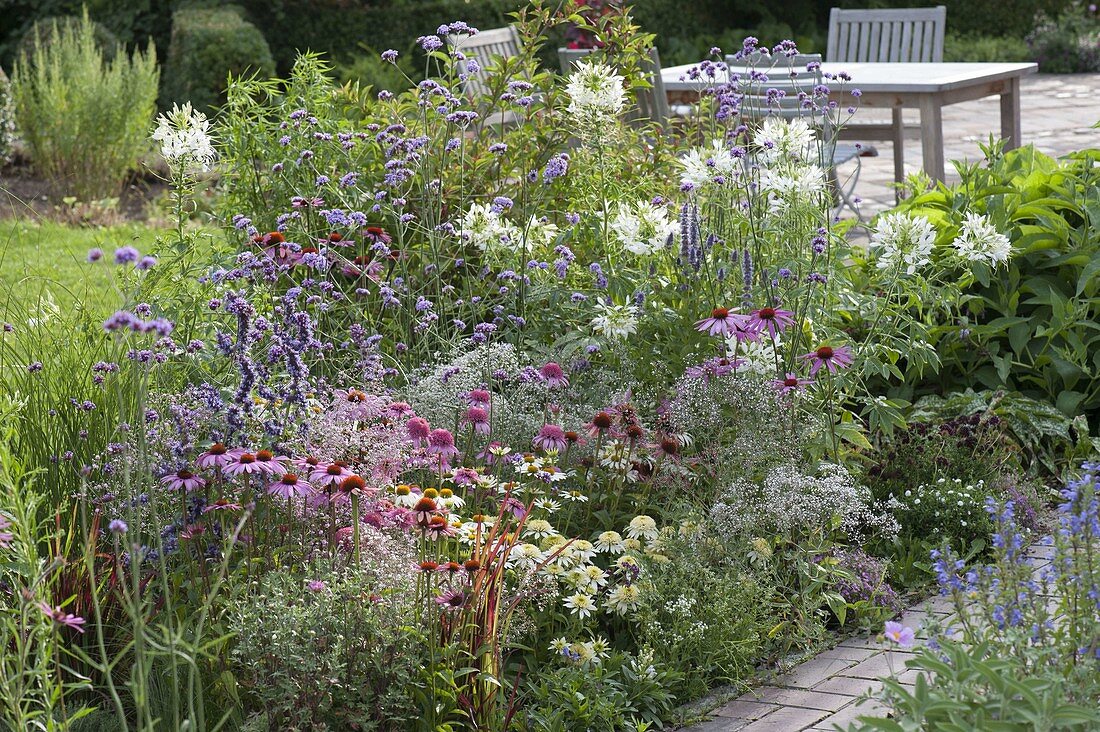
[839,73,1100,220]
[679,542,1057,731]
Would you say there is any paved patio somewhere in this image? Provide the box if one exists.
[681,542,1057,731]
[841,74,1100,219]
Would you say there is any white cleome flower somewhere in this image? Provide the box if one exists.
[565,60,626,119]
[760,164,826,211]
[152,102,216,172]
[755,116,817,166]
[679,139,740,188]
[521,216,559,249]
[590,302,639,340]
[610,201,677,255]
[458,202,515,253]
[952,211,1012,266]
[870,212,937,275]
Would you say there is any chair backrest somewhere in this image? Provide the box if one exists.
[449,26,522,96]
[557,46,671,126]
[826,6,946,63]
[724,52,824,122]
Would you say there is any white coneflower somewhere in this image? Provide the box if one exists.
[870,212,937,275]
[679,139,740,188]
[594,530,625,554]
[565,60,626,119]
[590,302,639,340]
[523,518,558,540]
[563,592,597,618]
[625,514,659,542]
[605,584,642,615]
[152,102,216,172]
[610,201,677,256]
[952,211,1012,266]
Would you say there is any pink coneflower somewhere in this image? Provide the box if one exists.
[427,429,459,459]
[539,362,569,389]
[502,495,527,518]
[363,226,393,245]
[385,401,415,419]
[160,468,206,492]
[38,602,85,633]
[463,406,491,435]
[684,356,745,381]
[695,307,747,337]
[311,463,351,489]
[434,587,467,610]
[423,514,457,539]
[253,449,288,476]
[466,388,491,408]
[451,466,480,486]
[654,435,680,458]
[533,424,568,452]
[268,473,313,499]
[202,498,241,514]
[773,372,813,395]
[180,524,206,541]
[746,307,795,338]
[799,344,854,376]
[223,452,265,477]
[413,496,439,523]
[196,443,231,469]
[337,474,367,498]
[293,455,322,473]
[0,514,12,549]
[586,411,614,437]
[407,417,431,446]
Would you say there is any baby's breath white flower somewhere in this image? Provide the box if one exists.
[952,211,1012,266]
[756,116,816,165]
[679,139,740,188]
[625,515,659,542]
[594,530,625,554]
[563,592,597,618]
[610,201,677,256]
[565,60,626,119]
[152,102,216,172]
[605,584,642,615]
[590,302,639,340]
[870,212,937,275]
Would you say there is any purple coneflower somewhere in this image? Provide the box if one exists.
[434,587,467,610]
[423,514,457,539]
[533,424,568,452]
[684,356,744,381]
[38,602,85,633]
[293,455,322,473]
[694,307,747,337]
[202,498,241,514]
[586,411,614,437]
[160,468,206,492]
[799,344,854,376]
[463,406,491,435]
[253,449,288,476]
[223,451,265,477]
[539,362,569,389]
[452,466,480,485]
[773,372,813,395]
[196,443,232,469]
[311,463,351,489]
[746,307,795,338]
[427,429,459,460]
[466,388,491,408]
[268,473,313,499]
[385,401,415,418]
[407,417,431,446]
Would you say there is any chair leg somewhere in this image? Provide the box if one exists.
[829,158,866,222]
[891,106,904,202]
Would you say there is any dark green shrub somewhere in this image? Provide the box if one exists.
[944,32,1031,61]
[1027,1,1100,72]
[15,15,119,62]
[160,5,275,113]
[884,144,1100,423]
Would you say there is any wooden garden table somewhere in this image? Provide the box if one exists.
[660,61,1038,182]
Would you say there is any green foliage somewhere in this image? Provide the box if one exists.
[1027,0,1100,72]
[517,652,679,732]
[161,5,275,114]
[944,32,1031,62]
[15,14,120,62]
[10,11,158,201]
[887,143,1100,424]
[0,67,15,165]
[633,534,772,700]
[825,0,1074,41]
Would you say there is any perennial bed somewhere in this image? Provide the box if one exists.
[1,4,1098,731]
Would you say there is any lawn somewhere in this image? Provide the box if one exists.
[0,219,160,318]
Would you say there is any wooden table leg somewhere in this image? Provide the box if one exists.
[1000,75,1022,149]
[891,105,905,201]
[918,93,945,182]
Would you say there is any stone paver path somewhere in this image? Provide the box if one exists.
[841,73,1100,219]
[682,543,1056,731]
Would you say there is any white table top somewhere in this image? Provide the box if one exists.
[662,61,1038,94]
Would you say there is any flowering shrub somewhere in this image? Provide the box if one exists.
[894,478,994,548]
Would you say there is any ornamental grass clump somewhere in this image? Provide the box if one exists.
[11,10,158,201]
